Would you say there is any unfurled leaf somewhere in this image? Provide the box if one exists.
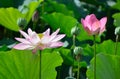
[42,12,78,37]
[44,0,74,16]
[0,8,23,31]
[0,49,63,79]
[87,54,120,79]
[84,40,120,57]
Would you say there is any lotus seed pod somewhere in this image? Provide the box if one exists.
[32,11,39,23]
[115,27,120,35]
[71,26,80,36]
[74,47,83,55]
[17,18,27,28]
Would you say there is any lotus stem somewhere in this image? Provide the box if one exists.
[93,35,96,79]
[77,56,80,79]
[40,50,42,79]
[115,35,119,55]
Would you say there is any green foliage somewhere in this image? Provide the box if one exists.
[84,40,120,56]
[112,0,120,10]
[87,54,120,79]
[58,48,87,67]
[0,8,23,31]
[0,49,63,79]
[0,0,43,31]
[24,1,43,22]
[42,12,78,37]
[0,0,119,79]
[0,45,8,51]
[43,0,74,16]
[112,13,120,27]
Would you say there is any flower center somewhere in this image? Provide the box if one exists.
[38,33,44,39]
[37,33,46,50]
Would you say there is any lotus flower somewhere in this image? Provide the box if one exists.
[13,28,65,53]
[81,14,107,35]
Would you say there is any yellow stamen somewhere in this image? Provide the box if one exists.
[38,33,43,38]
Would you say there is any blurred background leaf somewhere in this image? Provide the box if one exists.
[112,13,120,27]
[41,0,74,16]
[87,53,120,79]
[84,40,120,57]
[42,12,78,37]
[0,8,23,31]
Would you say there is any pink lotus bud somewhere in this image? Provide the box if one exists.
[81,14,107,35]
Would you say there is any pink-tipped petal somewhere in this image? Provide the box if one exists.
[91,27,100,35]
[49,29,60,41]
[88,14,98,26]
[100,17,107,33]
[15,38,31,44]
[51,34,65,42]
[19,30,29,39]
[29,34,40,45]
[100,17,107,27]
[13,43,34,50]
[43,28,50,36]
[81,18,91,31]
[81,19,86,28]
[91,21,100,32]
[84,27,92,35]
[28,28,34,36]
[84,14,91,22]
[51,28,60,36]
[49,42,64,48]
[41,35,51,44]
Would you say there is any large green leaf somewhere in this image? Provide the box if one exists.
[43,0,74,16]
[0,8,24,31]
[87,54,120,79]
[112,1,120,10]
[41,50,63,79]
[42,12,78,37]
[112,13,120,27]
[0,0,43,31]
[84,40,120,57]
[0,49,63,79]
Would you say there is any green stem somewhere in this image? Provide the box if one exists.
[77,56,80,79]
[115,35,119,55]
[72,35,76,65]
[40,50,42,79]
[69,35,76,77]
[93,35,96,79]
[73,35,76,48]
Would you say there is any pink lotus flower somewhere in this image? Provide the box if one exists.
[13,28,65,53]
[81,14,107,35]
